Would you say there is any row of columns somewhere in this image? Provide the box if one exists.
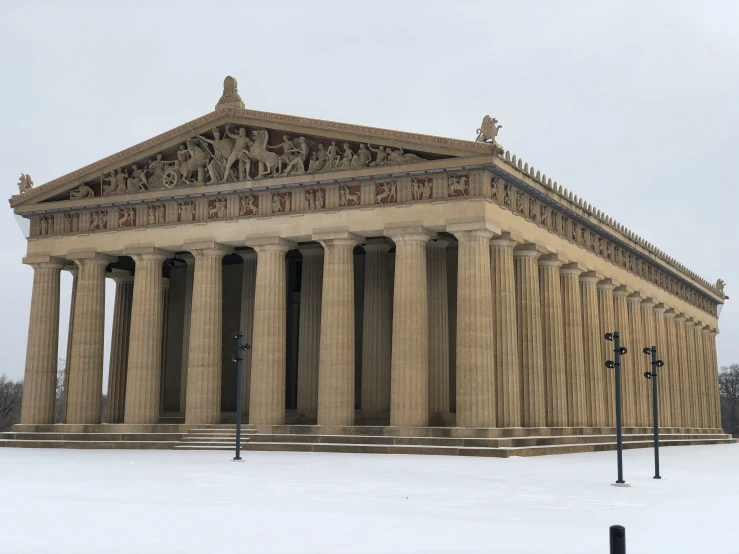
[20,221,723,429]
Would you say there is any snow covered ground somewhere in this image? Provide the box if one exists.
[2,444,738,553]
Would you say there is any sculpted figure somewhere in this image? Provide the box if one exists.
[268,135,297,171]
[70,183,95,199]
[412,178,431,200]
[119,207,135,227]
[17,173,33,193]
[128,164,148,192]
[305,190,314,210]
[103,171,118,196]
[283,137,310,176]
[367,144,388,166]
[475,115,502,143]
[249,130,280,178]
[337,143,354,170]
[340,185,360,207]
[178,201,195,222]
[148,154,166,189]
[351,143,372,169]
[387,147,423,165]
[272,194,282,213]
[716,279,726,295]
[222,128,253,181]
[376,182,396,204]
[179,140,209,184]
[448,175,468,197]
[322,141,341,172]
[240,195,257,216]
[308,144,328,172]
[314,187,325,209]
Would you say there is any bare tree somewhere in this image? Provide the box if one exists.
[719,364,739,436]
[0,375,23,431]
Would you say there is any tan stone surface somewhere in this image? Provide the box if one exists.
[427,239,450,423]
[539,256,566,427]
[490,235,521,427]
[613,288,633,426]
[684,319,699,427]
[20,258,64,424]
[179,255,195,413]
[514,246,545,427]
[653,306,671,427]
[692,323,707,427]
[124,249,167,424]
[61,266,78,423]
[639,300,656,426]
[106,272,133,424]
[449,223,495,428]
[581,273,605,427]
[316,233,358,426]
[66,253,115,424]
[387,226,433,427]
[247,238,294,425]
[560,264,586,427]
[597,280,616,426]
[664,311,680,427]
[707,331,721,428]
[296,244,323,417]
[626,294,645,426]
[184,243,230,424]
[674,315,691,426]
[238,251,256,413]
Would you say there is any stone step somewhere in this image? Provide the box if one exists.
[0,432,187,442]
[0,439,178,449]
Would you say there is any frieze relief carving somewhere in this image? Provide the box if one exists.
[177,200,196,222]
[271,192,292,213]
[148,204,166,225]
[239,194,259,216]
[63,212,80,233]
[208,197,228,219]
[304,188,325,210]
[375,182,397,204]
[340,185,360,207]
[119,207,136,228]
[89,210,108,232]
[411,177,432,201]
[39,215,53,235]
[448,175,469,197]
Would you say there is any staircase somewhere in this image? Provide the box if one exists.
[174,424,257,451]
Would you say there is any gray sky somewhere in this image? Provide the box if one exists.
[0,1,737,387]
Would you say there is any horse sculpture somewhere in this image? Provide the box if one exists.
[249,130,281,178]
[180,140,209,184]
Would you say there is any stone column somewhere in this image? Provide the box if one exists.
[683,319,699,427]
[124,247,167,424]
[20,256,65,425]
[581,272,605,427]
[179,255,195,413]
[674,315,690,426]
[653,305,671,427]
[451,221,496,428]
[160,277,170,414]
[514,244,545,427]
[66,253,115,425]
[707,330,721,428]
[427,239,450,423]
[184,242,231,425]
[315,231,359,426]
[296,245,324,418]
[613,288,633,426]
[359,239,392,417]
[61,265,78,423]
[386,226,434,427]
[597,280,616,427]
[625,293,644,427]
[640,299,656,427]
[238,251,257,413]
[692,323,707,427]
[245,238,293,425]
[538,255,567,428]
[489,234,520,427]
[561,264,587,427]
[105,271,134,424]
[663,310,678,427]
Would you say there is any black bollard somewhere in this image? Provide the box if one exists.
[609,525,626,554]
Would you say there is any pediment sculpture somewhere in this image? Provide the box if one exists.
[58,125,437,201]
[17,173,33,194]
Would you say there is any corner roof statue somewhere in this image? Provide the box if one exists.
[17,173,33,194]
[216,75,245,110]
[475,115,502,144]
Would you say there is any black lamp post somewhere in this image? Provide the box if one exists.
[231,331,251,462]
[643,346,664,479]
[605,331,628,486]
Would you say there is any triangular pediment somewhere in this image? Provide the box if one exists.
[11,107,494,210]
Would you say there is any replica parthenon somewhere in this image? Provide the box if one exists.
[10,77,728,438]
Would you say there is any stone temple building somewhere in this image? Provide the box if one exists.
[2,77,732,455]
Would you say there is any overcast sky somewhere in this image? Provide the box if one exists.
[0,1,737,388]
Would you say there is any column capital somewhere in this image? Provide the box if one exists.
[560,262,585,275]
[513,243,546,258]
[692,322,704,330]
[445,217,500,236]
[539,253,566,267]
[236,249,257,262]
[22,255,66,270]
[427,237,451,249]
[674,314,687,323]
[385,223,436,243]
[580,270,603,283]
[654,303,667,315]
[627,292,643,304]
[363,237,393,253]
[664,309,677,319]
[123,245,170,262]
[67,251,117,266]
[613,285,633,297]
[597,278,617,291]
[313,229,362,247]
[107,268,133,284]
[298,243,325,256]
[490,230,524,247]
[183,240,233,255]
[641,298,656,309]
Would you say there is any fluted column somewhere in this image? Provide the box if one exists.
[124,248,167,424]
[427,238,450,423]
[625,294,645,426]
[105,271,134,424]
[315,231,358,426]
[160,277,170,414]
[539,255,566,427]
[707,330,721,428]
[387,225,434,427]
[674,315,691,426]
[639,299,656,427]
[581,273,605,427]
[179,255,195,413]
[561,264,587,427]
[653,305,671,427]
[514,245,545,427]
[184,242,231,425]
[664,311,680,426]
[238,251,256,414]
[66,253,115,424]
[597,280,616,426]
[20,256,65,424]
[247,237,293,425]
[693,323,707,427]
[61,265,78,423]
[683,319,698,427]
[296,245,324,417]
[613,288,633,426]
[700,327,714,428]
[490,234,520,427]
[360,239,392,416]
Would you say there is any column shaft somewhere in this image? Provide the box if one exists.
[297,246,324,417]
[663,312,678,427]
[427,239,450,422]
[185,246,228,425]
[674,316,690,427]
[316,236,357,426]
[597,281,616,427]
[66,255,112,424]
[490,237,520,427]
[581,275,605,426]
[707,331,721,428]
[20,260,64,424]
[124,251,166,424]
[360,240,392,416]
[683,320,698,426]
[179,256,195,413]
[693,324,707,427]
[539,258,566,427]
[238,252,257,414]
[653,307,671,427]
[454,229,495,428]
[514,247,545,427]
[106,274,133,423]
[561,266,587,427]
[625,295,645,427]
[640,301,656,427]
[613,289,633,426]
[61,267,78,423]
